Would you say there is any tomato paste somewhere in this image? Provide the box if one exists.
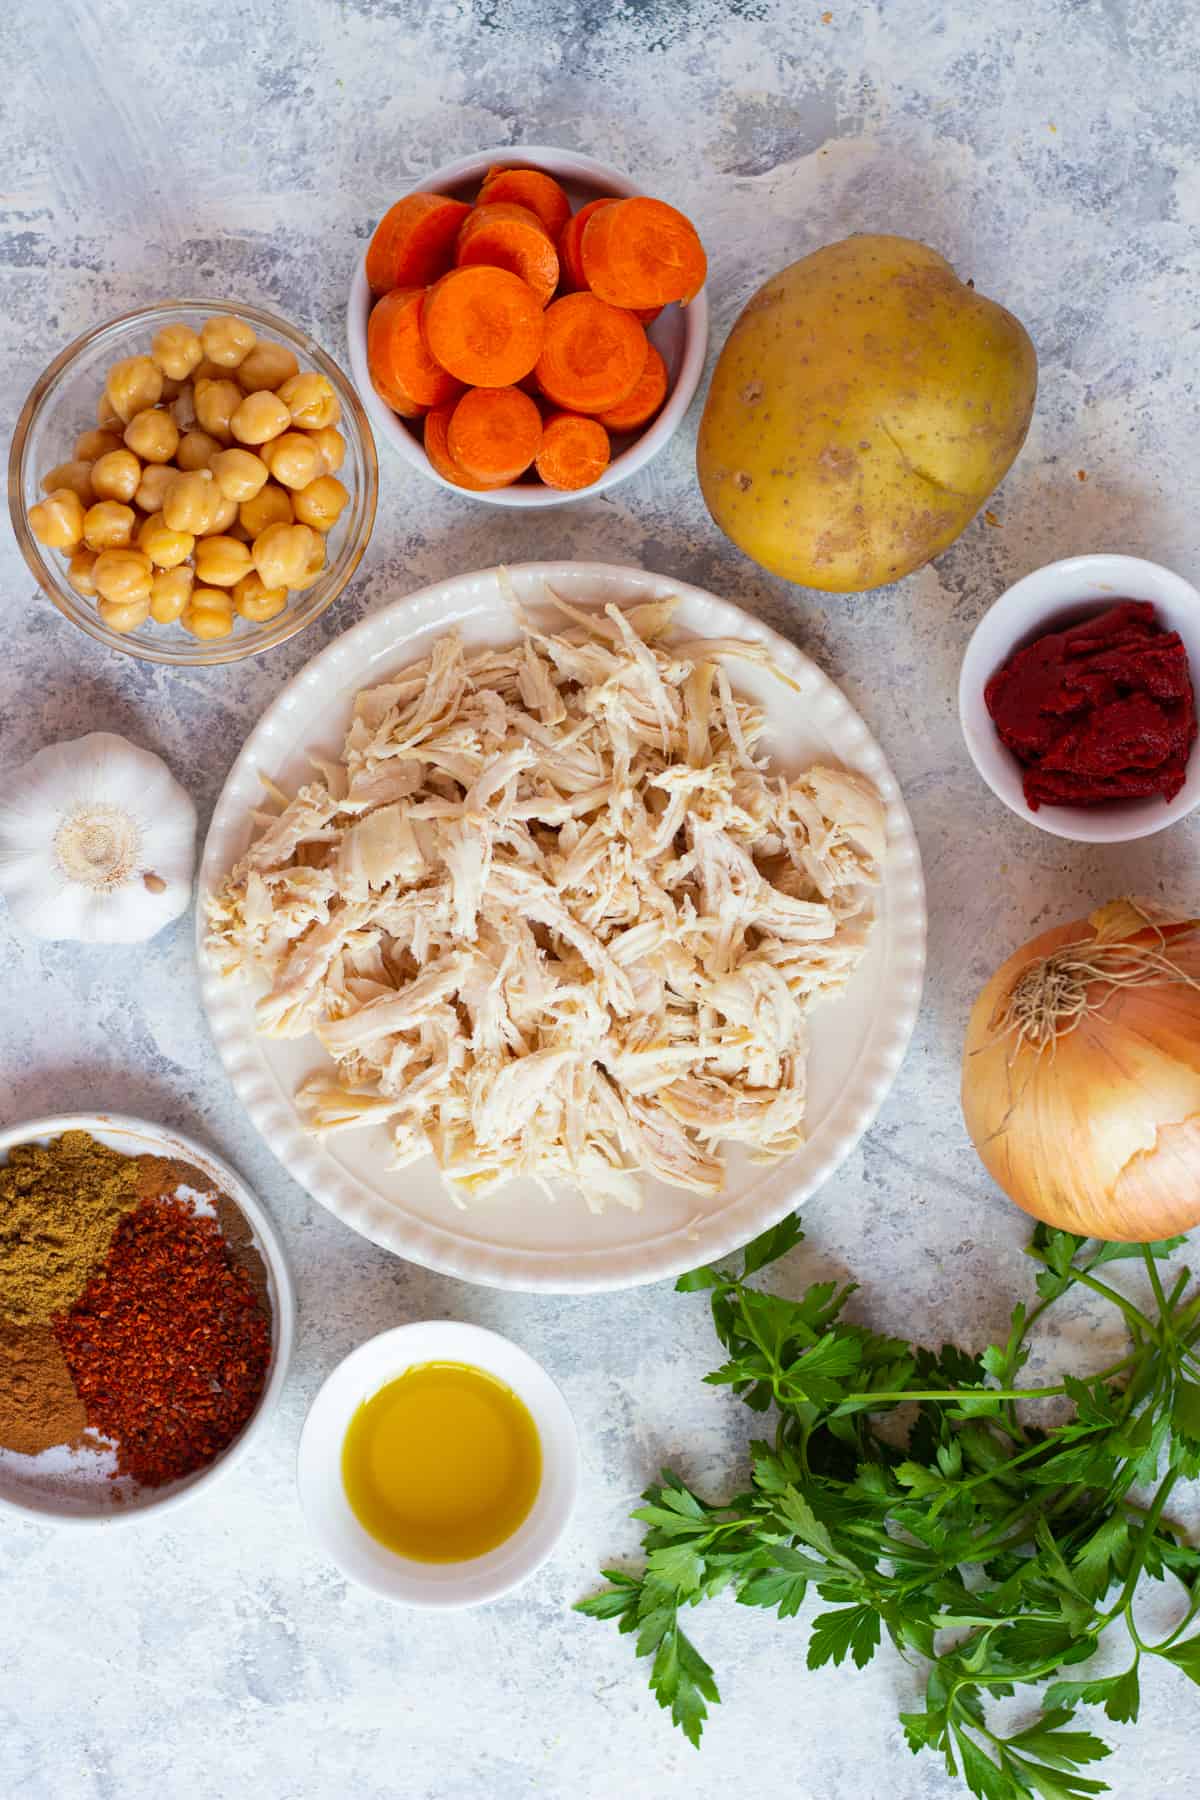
[985,600,1197,808]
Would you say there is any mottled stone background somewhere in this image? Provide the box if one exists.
[3,0,1199,1795]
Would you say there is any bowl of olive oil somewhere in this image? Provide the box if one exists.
[297,1320,578,1606]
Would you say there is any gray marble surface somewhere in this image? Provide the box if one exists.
[3,0,1199,1795]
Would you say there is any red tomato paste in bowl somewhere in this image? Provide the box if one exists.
[984,601,1197,809]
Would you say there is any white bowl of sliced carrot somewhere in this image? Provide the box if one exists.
[347,146,709,506]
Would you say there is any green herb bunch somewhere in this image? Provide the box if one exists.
[578,1216,1200,1798]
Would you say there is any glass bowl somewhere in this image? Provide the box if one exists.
[8,299,378,665]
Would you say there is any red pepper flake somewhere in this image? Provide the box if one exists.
[1077,469,1088,481]
[53,1197,272,1488]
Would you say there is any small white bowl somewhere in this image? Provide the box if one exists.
[0,1112,295,1528]
[346,145,709,507]
[297,1320,579,1606]
[959,553,1200,843]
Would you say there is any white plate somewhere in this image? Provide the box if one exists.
[198,562,926,1291]
[0,1113,295,1527]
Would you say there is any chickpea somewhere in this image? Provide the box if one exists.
[232,570,288,622]
[96,389,122,429]
[263,431,321,491]
[105,355,163,423]
[158,375,184,404]
[93,547,153,605]
[124,407,180,464]
[151,322,203,381]
[162,469,215,534]
[277,372,340,430]
[239,482,293,536]
[195,534,253,587]
[289,534,327,593]
[194,377,242,443]
[236,341,299,393]
[176,428,222,472]
[198,490,239,536]
[171,384,198,433]
[29,488,86,550]
[149,566,194,624]
[40,460,95,506]
[83,500,135,551]
[200,315,256,369]
[137,511,194,569]
[227,520,253,544]
[293,474,350,533]
[98,595,152,634]
[67,548,99,597]
[134,462,176,514]
[231,389,291,447]
[191,358,228,383]
[74,427,123,463]
[181,587,234,640]
[210,447,269,503]
[253,521,318,590]
[90,448,142,503]
[307,425,346,476]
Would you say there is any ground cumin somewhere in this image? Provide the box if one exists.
[0,1322,88,1455]
[0,1131,141,1327]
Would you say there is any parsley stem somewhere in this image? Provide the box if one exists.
[1069,1268,1154,1335]
[1143,1246,1172,1332]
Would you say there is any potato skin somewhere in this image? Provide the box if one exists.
[696,235,1037,593]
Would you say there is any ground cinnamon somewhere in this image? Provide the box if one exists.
[0,1321,87,1455]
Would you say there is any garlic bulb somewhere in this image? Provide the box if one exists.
[0,733,196,942]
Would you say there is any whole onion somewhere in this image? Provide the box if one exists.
[961,898,1200,1242]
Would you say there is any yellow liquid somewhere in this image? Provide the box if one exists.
[341,1360,542,1562]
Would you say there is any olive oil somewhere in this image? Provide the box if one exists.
[341,1360,542,1562]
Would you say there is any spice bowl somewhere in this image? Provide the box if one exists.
[298,1320,579,1606]
[0,1113,295,1528]
[9,299,378,666]
[346,145,709,507]
[959,553,1200,843]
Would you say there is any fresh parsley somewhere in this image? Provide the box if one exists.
[577,1215,1200,1796]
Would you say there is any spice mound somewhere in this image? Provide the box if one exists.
[0,1132,273,1491]
[985,600,1198,809]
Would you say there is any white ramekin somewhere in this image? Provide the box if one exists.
[959,553,1200,843]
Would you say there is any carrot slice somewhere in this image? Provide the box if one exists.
[558,197,617,289]
[446,385,542,485]
[580,196,707,307]
[535,412,611,490]
[424,403,508,491]
[366,194,471,296]
[632,305,664,325]
[421,266,545,386]
[534,292,648,413]
[456,202,560,306]
[595,343,668,432]
[367,288,462,416]
[477,167,571,240]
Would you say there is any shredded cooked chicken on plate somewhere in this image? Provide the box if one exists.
[206,587,885,1211]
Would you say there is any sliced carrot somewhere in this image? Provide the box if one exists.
[534,292,648,413]
[477,167,571,240]
[446,385,542,485]
[421,266,545,387]
[559,197,617,289]
[632,304,664,324]
[595,343,669,433]
[580,196,707,307]
[535,412,611,491]
[456,202,560,306]
[367,288,463,416]
[366,193,471,296]
[424,403,508,491]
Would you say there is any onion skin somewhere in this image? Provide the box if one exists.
[962,903,1200,1242]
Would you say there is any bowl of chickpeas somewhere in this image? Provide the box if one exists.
[9,300,378,663]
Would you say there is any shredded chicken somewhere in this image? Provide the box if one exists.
[206,588,884,1211]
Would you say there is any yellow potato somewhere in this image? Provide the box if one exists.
[696,235,1037,592]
